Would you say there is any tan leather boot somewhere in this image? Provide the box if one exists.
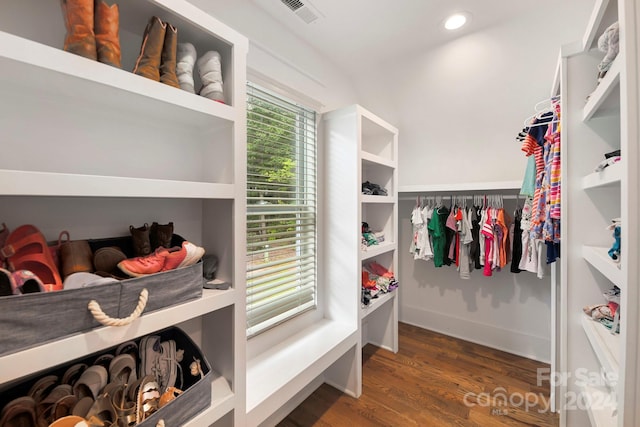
[60,0,97,60]
[133,16,166,81]
[160,23,180,88]
[94,0,121,68]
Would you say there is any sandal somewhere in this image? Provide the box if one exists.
[0,396,37,427]
[36,384,73,426]
[110,384,136,427]
[134,375,160,424]
[1,225,62,291]
[108,354,137,385]
[85,395,118,427]
[73,365,108,400]
[28,374,59,404]
[159,386,182,408]
[12,270,45,294]
[62,363,88,386]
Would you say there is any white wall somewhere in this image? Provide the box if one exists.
[186,0,358,112]
[350,4,590,361]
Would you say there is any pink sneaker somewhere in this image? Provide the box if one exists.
[161,244,187,272]
[12,270,46,294]
[117,249,169,278]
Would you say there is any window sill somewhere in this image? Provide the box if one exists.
[246,318,358,425]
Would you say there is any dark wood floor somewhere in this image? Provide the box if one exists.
[279,323,558,427]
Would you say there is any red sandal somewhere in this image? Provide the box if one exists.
[1,225,63,291]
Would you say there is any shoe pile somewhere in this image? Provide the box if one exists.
[0,332,198,427]
[361,181,388,196]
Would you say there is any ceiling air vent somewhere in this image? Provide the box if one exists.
[279,0,322,24]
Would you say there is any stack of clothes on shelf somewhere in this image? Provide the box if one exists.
[361,222,385,251]
[583,286,620,334]
[361,261,398,306]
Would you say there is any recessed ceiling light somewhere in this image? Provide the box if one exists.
[444,13,469,30]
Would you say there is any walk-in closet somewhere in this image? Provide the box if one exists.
[1,0,639,426]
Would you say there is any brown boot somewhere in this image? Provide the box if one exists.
[130,223,151,257]
[160,23,180,88]
[94,0,121,68]
[150,222,174,250]
[60,0,97,60]
[133,16,166,81]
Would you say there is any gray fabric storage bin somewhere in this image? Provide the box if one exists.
[118,262,203,318]
[0,234,204,357]
[0,282,121,357]
[138,327,212,427]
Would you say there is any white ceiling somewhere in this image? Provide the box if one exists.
[250,0,565,75]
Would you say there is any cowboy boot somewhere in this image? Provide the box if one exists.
[133,16,166,81]
[60,0,97,60]
[176,42,197,93]
[94,0,121,68]
[149,222,173,250]
[197,51,225,103]
[130,223,151,257]
[160,23,180,88]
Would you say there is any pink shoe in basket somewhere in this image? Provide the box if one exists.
[12,270,45,294]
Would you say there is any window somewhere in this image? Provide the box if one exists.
[246,82,317,337]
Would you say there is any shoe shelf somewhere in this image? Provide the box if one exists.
[581,384,618,427]
[361,194,395,204]
[0,31,235,130]
[581,315,620,387]
[0,288,236,384]
[581,162,622,190]
[583,57,621,122]
[184,370,235,427]
[581,0,616,52]
[360,290,396,321]
[0,169,236,199]
[361,151,396,169]
[360,242,396,261]
[582,245,624,289]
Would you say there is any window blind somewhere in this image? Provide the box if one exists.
[246,82,317,337]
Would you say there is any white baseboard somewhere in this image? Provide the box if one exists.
[401,305,551,363]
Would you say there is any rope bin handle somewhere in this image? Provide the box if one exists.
[88,288,149,327]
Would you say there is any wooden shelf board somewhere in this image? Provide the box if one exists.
[361,194,395,204]
[581,383,618,427]
[582,245,624,289]
[0,288,237,383]
[361,151,396,169]
[360,242,396,261]
[0,169,235,199]
[581,315,620,383]
[582,162,622,189]
[583,58,621,122]
[360,291,396,321]
[0,31,236,131]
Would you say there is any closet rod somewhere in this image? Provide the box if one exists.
[398,195,521,201]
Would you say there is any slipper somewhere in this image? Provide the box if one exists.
[1,225,62,291]
[72,396,94,418]
[62,363,88,386]
[0,396,37,427]
[93,354,114,370]
[27,374,59,403]
[73,365,108,400]
[115,341,138,357]
[109,354,137,385]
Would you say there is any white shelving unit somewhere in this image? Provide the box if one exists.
[561,0,640,425]
[323,104,399,397]
[0,1,248,425]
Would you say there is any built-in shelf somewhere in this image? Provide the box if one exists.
[582,245,624,289]
[582,0,613,52]
[582,162,622,189]
[361,242,396,261]
[583,58,621,122]
[0,170,236,199]
[185,371,235,427]
[0,288,236,383]
[361,194,395,204]
[0,31,235,130]
[581,315,620,384]
[361,151,396,169]
[581,383,618,427]
[360,291,396,321]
